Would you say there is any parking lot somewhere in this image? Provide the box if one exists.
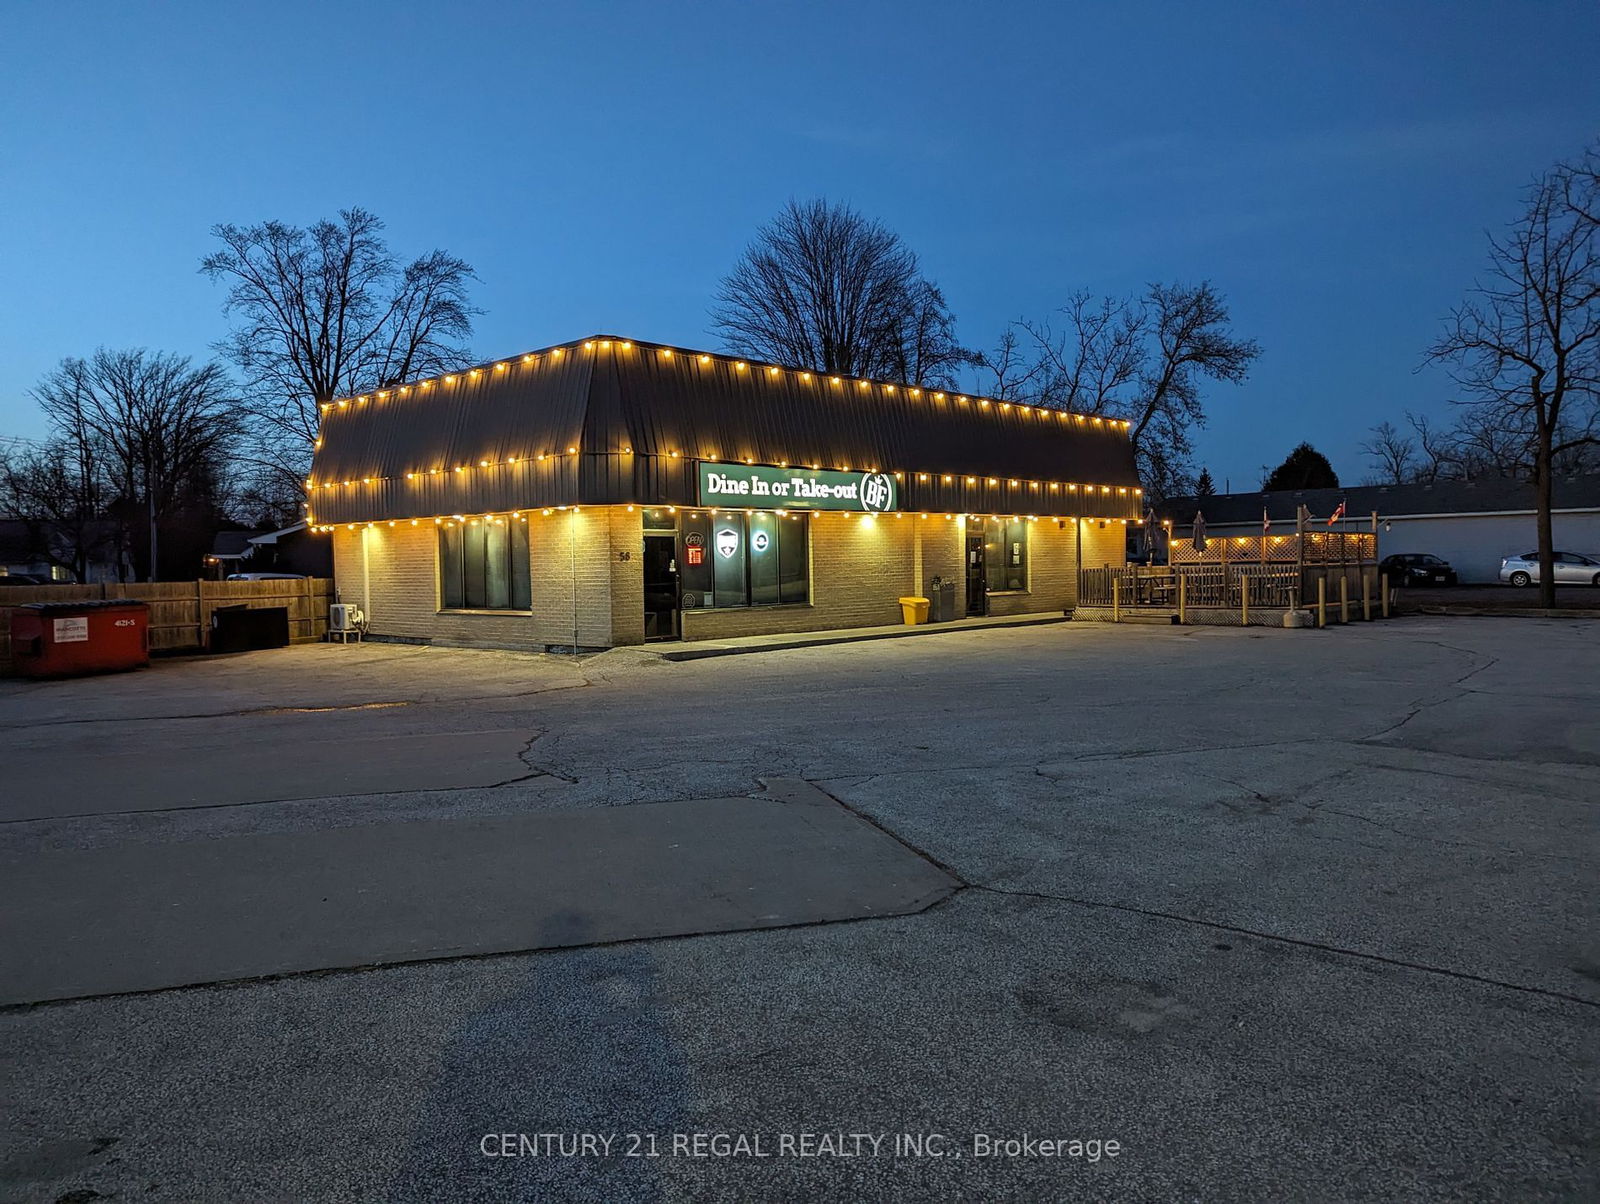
[1,618,1596,1201]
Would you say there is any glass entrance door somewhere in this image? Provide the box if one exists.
[643,534,679,640]
[966,531,987,617]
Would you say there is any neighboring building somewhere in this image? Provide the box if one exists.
[204,522,333,579]
[1160,476,1600,583]
[0,518,127,583]
[308,335,1139,650]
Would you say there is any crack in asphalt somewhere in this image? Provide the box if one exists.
[962,881,1599,1009]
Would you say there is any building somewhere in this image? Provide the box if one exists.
[1160,476,1600,583]
[308,336,1140,651]
[204,521,333,579]
[0,518,128,583]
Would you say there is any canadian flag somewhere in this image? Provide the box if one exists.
[1327,499,1346,526]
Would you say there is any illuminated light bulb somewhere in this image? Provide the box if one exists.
[942,475,952,482]
[966,477,976,484]
[523,354,534,363]
[958,396,967,403]
[736,361,746,371]
[800,372,811,380]
[552,347,563,357]
[934,392,944,400]
[338,400,348,409]
[700,354,710,363]
[480,459,490,467]
[388,520,396,527]
[508,456,517,464]
[537,454,545,461]
[911,389,921,397]
[584,341,594,350]
[400,387,409,395]
[661,348,672,358]
[831,377,841,385]
[885,385,895,393]
[455,466,465,473]
[567,446,577,454]
[1010,480,1019,487]
[378,391,388,399]
[446,375,456,384]
[469,369,480,377]
[599,340,610,349]
[543,508,551,515]
[670,450,679,457]
[768,366,778,376]
[980,399,990,407]
[406,472,415,480]
[411,519,418,526]
[919,474,928,481]
[422,380,432,389]
[495,363,506,372]
[988,478,998,486]
[858,380,869,389]
[621,341,631,349]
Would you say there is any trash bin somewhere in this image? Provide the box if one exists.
[8,600,150,678]
[898,596,930,625]
[928,577,957,623]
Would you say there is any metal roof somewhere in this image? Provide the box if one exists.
[1160,475,1600,527]
[309,335,1143,525]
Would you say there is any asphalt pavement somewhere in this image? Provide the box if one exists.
[0,618,1595,1201]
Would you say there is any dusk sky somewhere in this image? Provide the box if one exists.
[4,0,1597,490]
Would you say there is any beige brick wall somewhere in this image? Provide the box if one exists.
[331,507,643,650]
[332,506,1128,649]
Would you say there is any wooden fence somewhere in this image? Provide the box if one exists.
[0,578,332,674]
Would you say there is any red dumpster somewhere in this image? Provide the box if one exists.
[8,600,150,678]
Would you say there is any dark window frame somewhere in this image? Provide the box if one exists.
[679,510,810,611]
[438,518,532,613]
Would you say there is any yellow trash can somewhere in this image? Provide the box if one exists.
[898,596,930,625]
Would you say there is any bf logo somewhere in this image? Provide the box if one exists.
[859,472,894,513]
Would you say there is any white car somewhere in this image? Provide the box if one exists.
[1498,551,1600,586]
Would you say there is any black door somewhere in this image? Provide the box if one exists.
[966,531,987,617]
[643,535,679,640]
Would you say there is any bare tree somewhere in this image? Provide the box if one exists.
[982,282,1260,499]
[1426,145,1599,605]
[202,207,477,499]
[712,199,974,384]
[1361,420,1418,484]
[884,279,981,389]
[32,349,241,580]
[0,438,115,580]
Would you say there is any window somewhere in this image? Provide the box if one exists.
[440,519,531,611]
[677,511,808,609]
[985,517,1029,591]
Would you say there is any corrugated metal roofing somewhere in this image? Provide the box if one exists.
[1160,475,1600,527]
[309,336,1143,524]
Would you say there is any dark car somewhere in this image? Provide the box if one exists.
[1380,553,1458,586]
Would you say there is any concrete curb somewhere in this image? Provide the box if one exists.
[652,614,1070,661]
[1408,605,1600,619]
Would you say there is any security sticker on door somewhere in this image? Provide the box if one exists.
[53,617,89,643]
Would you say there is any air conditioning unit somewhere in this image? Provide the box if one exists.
[328,604,366,643]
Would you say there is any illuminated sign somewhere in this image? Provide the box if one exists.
[697,463,897,512]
